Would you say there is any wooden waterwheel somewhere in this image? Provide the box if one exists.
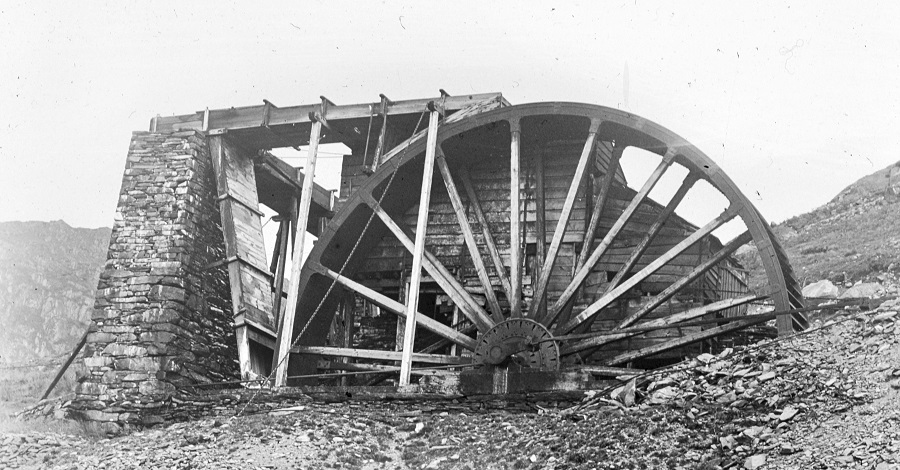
[279,101,805,387]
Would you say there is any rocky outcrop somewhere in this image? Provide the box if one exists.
[0,221,110,363]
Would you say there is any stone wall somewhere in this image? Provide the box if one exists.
[73,130,238,432]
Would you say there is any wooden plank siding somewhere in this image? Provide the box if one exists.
[338,138,749,366]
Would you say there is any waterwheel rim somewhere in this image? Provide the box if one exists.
[286,102,804,378]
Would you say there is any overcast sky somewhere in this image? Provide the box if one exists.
[2,1,898,230]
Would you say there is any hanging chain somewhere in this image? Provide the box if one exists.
[234,111,428,418]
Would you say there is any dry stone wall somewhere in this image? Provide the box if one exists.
[73,130,238,433]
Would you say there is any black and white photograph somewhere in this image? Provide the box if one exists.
[1,2,899,468]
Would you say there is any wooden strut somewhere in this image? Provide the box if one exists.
[457,166,514,301]
[545,152,677,326]
[362,193,495,332]
[309,262,478,350]
[436,151,505,323]
[559,293,765,355]
[555,143,623,327]
[41,329,89,400]
[399,102,442,387]
[509,119,523,316]
[615,230,753,329]
[271,216,291,325]
[556,203,742,334]
[534,149,548,319]
[529,119,601,319]
[273,108,324,387]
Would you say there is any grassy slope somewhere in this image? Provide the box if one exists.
[741,161,900,288]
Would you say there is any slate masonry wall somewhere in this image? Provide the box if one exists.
[73,130,238,432]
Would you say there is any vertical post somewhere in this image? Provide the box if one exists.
[509,119,522,316]
[534,150,547,319]
[271,216,291,325]
[340,294,355,386]
[273,116,322,387]
[399,103,441,386]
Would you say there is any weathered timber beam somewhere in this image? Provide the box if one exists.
[556,204,741,334]
[509,119,524,316]
[555,143,622,327]
[559,293,764,355]
[577,143,622,269]
[273,118,323,387]
[155,92,506,133]
[457,166,514,301]
[399,105,442,386]
[271,217,291,325]
[362,191,495,333]
[310,263,478,350]
[547,152,676,324]
[318,360,453,376]
[529,119,602,319]
[292,346,471,365]
[602,314,770,366]
[256,153,333,213]
[534,149,547,319]
[436,152,504,322]
[616,230,753,329]
[604,173,699,298]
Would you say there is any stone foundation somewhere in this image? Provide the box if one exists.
[73,130,238,432]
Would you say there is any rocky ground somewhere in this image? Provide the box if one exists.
[2,296,899,470]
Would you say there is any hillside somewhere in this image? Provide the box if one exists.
[0,221,110,364]
[740,160,900,288]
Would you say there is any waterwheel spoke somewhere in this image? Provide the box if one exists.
[576,143,623,268]
[435,151,505,323]
[457,166,514,301]
[547,151,677,325]
[605,173,700,297]
[309,262,478,350]
[559,293,763,355]
[291,346,471,365]
[616,230,752,329]
[602,314,770,366]
[362,193,495,332]
[551,142,622,326]
[556,203,741,334]
[528,119,602,318]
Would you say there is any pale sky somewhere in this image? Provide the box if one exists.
[2,1,899,231]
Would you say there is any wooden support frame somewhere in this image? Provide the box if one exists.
[273,116,323,387]
[399,104,441,386]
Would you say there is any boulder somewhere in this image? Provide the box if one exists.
[802,280,839,299]
[839,282,882,299]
